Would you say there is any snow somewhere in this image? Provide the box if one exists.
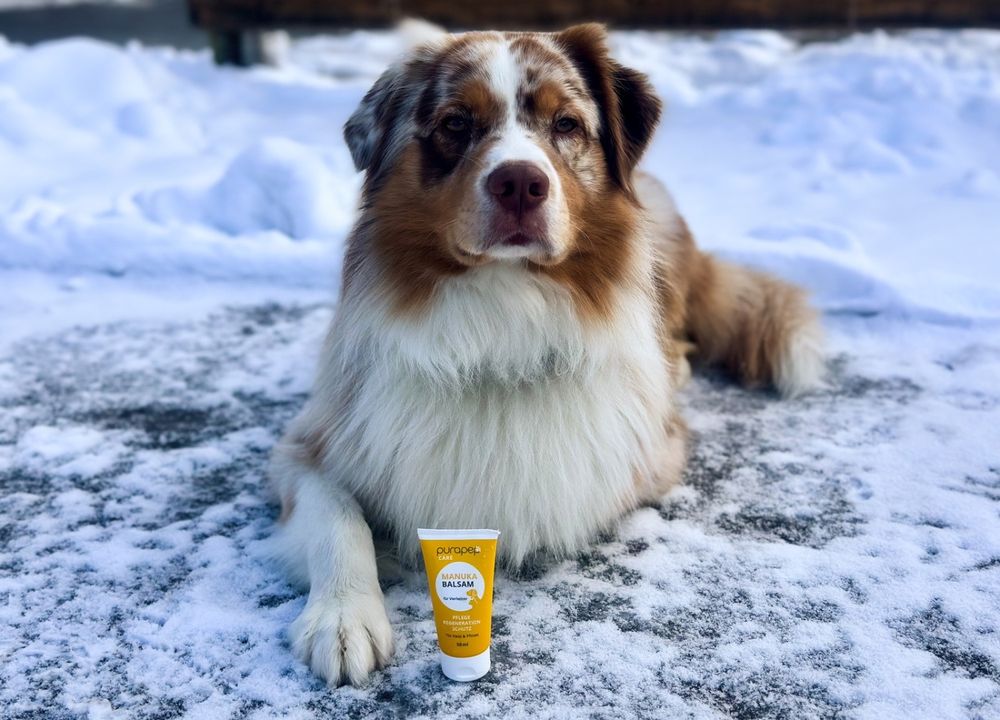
[1,28,999,720]
[136,137,350,239]
[1,31,999,321]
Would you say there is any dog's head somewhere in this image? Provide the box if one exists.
[344,24,661,306]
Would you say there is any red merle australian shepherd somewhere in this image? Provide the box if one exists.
[269,23,824,686]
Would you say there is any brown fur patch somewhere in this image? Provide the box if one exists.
[367,144,481,313]
[531,186,639,321]
[529,81,567,121]
[419,76,507,184]
[459,79,506,127]
[555,24,662,197]
[675,243,815,390]
[652,214,697,361]
[508,34,569,69]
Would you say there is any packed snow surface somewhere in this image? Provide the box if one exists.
[1,28,999,720]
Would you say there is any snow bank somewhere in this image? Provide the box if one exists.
[0,30,999,322]
[0,38,365,285]
[614,30,1000,323]
[136,137,350,239]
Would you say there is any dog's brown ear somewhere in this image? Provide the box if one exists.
[555,23,662,195]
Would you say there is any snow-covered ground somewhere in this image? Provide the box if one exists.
[1,29,999,719]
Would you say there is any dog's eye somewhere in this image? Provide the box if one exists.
[442,115,469,134]
[554,117,579,134]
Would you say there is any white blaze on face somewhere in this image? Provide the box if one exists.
[481,43,554,175]
[476,41,568,258]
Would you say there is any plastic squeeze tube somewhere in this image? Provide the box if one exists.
[417,528,500,681]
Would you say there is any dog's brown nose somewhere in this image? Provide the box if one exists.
[486,162,549,216]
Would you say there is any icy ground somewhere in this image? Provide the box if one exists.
[1,28,999,720]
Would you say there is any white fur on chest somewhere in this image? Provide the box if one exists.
[311,262,672,567]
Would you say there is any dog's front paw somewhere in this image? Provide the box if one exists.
[290,591,394,687]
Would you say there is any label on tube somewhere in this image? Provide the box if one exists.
[417,528,500,682]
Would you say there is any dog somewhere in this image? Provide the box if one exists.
[269,23,823,686]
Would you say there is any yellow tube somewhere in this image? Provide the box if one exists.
[417,528,500,681]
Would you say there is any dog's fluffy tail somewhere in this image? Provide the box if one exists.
[684,251,824,397]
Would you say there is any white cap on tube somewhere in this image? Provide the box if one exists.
[440,648,490,681]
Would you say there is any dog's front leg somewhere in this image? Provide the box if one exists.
[271,446,394,687]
